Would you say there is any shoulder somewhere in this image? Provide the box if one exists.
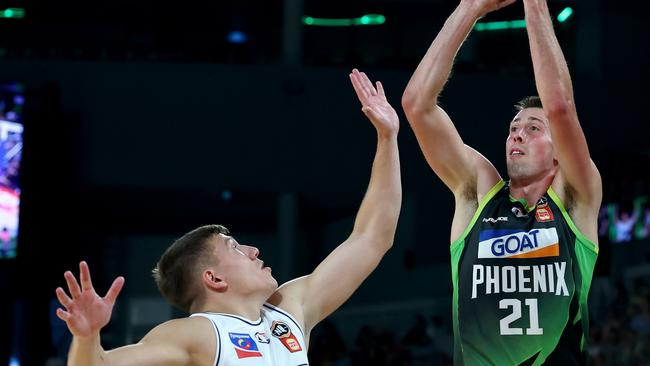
[147,316,215,335]
[141,317,218,365]
[550,171,601,243]
[551,169,602,214]
[266,276,308,330]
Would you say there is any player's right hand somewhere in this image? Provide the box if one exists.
[55,261,125,338]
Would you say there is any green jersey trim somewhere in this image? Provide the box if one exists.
[547,186,599,351]
[547,187,599,255]
[451,180,506,249]
[450,180,505,363]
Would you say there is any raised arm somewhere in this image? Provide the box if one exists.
[401,0,512,194]
[270,69,401,333]
[56,262,206,366]
[523,0,601,209]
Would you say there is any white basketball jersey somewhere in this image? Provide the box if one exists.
[190,303,309,366]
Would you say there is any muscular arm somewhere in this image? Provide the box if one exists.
[68,318,212,366]
[269,70,401,334]
[524,0,601,210]
[401,1,507,194]
[57,262,212,366]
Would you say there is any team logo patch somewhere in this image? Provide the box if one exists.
[255,331,270,344]
[535,206,554,222]
[228,333,263,359]
[511,206,529,218]
[270,321,303,353]
[478,228,559,259]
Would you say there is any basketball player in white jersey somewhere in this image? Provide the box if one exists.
[55,68,401,366]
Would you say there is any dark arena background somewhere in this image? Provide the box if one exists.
[0,0,648,365]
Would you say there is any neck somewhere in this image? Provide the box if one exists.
[508,171,556,208]
[191,293,269,321]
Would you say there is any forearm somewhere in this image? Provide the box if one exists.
[68,335,107,366]
[351,134,401,248]
[524,0,575,115]
[403,2,482,110]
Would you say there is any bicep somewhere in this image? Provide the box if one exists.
[274,234,385,333]
[105,318,212,366]
[105,342,191,366]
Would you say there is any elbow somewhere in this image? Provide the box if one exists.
[401,90,436,125]
[545,98,574,121]
[401,88,418,113]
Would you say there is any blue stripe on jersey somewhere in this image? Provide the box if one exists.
[478,229,524,241]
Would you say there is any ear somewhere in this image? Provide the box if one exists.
[203,269,228,293]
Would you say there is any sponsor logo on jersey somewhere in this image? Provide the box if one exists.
[255,331,270,344]
[229,333,263,358]
[270,321,303,353]
[535,206,554,222]
[478,228,559,259]
[482,217,508,224]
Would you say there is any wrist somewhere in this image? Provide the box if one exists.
[523,0,550,14]
[458,1,490,20]
[377,131,398,141]
[73,333,101,346]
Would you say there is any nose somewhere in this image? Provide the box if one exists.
[244,245,259,259]
[511,130,525,143]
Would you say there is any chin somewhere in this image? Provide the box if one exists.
[506,163,528,180]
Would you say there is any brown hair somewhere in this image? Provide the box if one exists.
[515,96,543,111]
[152,224,230,312]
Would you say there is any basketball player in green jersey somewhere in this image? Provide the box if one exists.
[402,0,601,365]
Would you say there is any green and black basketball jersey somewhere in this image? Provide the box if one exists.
[451,180,598,366]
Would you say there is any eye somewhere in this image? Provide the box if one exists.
[510,126,518,132]
[530,125,540,131]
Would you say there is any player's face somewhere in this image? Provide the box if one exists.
[505,108,556,181]
[210,234,278,295]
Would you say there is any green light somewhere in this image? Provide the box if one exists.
[557,7,573,23]
[357,14,385,26]
[0,8,25,18]
[302,14,385,27]
[475,19,526,32]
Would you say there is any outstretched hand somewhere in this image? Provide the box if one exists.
[55,261,125,339]
[349,69,399,137]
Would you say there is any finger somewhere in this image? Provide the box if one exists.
[359,72,377,96]
[56,308,71,322]
[64,270,82,298]
[375,81,385,97]
[55,287,73,308]
[351,69,371,98]
[350,73,363,98]
[349,72,368,101]
[79,261,94,292]
[104,276,125,305]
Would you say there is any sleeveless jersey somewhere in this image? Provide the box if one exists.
[451,181,598,365]
[191,303,309,366]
